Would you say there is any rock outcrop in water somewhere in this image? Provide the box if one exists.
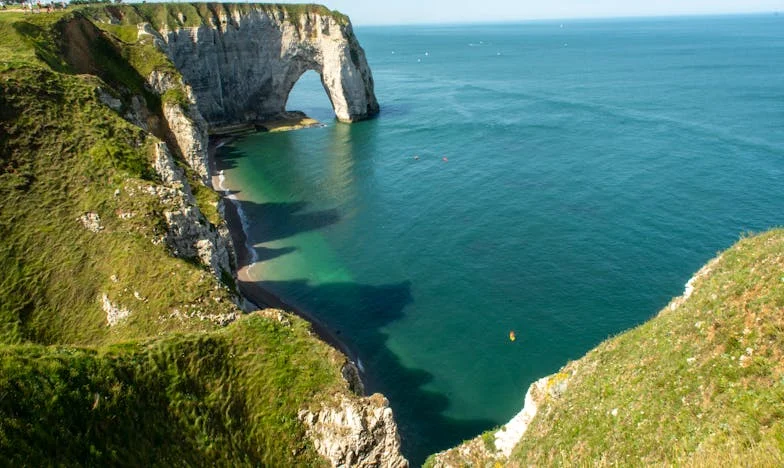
[147,5,379,126]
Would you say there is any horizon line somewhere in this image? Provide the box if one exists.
[350,9,780,27]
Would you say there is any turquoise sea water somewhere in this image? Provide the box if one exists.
[216,15,784,464]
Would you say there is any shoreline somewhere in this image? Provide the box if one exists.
[207,136,361,369]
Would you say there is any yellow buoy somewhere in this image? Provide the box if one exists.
[509,330,516,342]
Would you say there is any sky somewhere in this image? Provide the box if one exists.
[270,0,784,25]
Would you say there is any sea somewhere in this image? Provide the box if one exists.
[215,14,784,464]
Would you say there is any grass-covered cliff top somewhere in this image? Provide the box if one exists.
[0,312,347,465]
[430,229,784,466]
[1,9,217,345]
[0,8,351,464]
[78,3,350,32]
[512,229,784,465]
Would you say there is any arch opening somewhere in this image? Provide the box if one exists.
[285,70,336,123]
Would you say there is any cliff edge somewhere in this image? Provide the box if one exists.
[428,230,784,466]
[88,3,379,126]
[0,4,401,466]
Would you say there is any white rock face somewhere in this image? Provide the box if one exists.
[147,71,211,185]
[78,212,104,233]
[299,393,409,468]
[667,255,723,312]
[154,7,379,125]
[428,372,570,466]
[102,293,130,326]
[163,101,210,185]
[152,140,185,185]
[493,376,552,457]
[152,142,233,278]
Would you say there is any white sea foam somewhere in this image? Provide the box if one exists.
[217,171,258,264]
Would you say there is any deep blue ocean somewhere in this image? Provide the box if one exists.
[216,14,784,464]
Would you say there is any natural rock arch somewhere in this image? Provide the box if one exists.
[159,5,379,127]
[283,69,338,119]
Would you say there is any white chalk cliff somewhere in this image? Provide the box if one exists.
[114,6,396,466]
[88,5,398,465]
[153,5,379,125]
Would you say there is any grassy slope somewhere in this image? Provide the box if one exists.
[0,313,346,466]
[0,10,235,346]
[81,3,349,32]
[0,7,348,465]
[510,230,784,465]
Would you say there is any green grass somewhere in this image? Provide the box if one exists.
[191,174,223,226]
[0,7,360,464]
[79,3,350,32]
[0,61,233,346]
[0,313,344,466]
[0,11,70,71]
[508,230,784,465]
[0,7,236,346]
[94,22,138,43]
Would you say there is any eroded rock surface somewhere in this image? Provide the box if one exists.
[300,393,409,468]
[150,142,233,278]
[428,373,570,467]
[153,6,379,125]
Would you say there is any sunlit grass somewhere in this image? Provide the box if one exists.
[0,7,351,464]
[0,313,345,465]
[509,229,784,465]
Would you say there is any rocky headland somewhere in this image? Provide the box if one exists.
[0,3,403,466]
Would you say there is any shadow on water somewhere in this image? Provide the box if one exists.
[378,103,415,119]
[216,119,495,465]
[210,189,303,268]
[252,245,298,263]
[250,278,496,465]
[214,144,243,171]
[218,197,341,268]
[238,200,341,244]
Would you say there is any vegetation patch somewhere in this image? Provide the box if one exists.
[79,3,350,32]
[0,8,355,465]
[0,313,345,466]
[511,230,784,465]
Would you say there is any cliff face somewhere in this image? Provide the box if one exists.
[300,393,409,468]
[135,9,402,465]
[0,5,401,467]
[150,6,379,126]
[134,10,401,466]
